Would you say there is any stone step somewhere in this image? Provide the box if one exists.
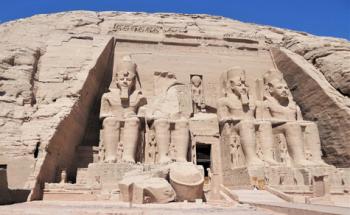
[232,189,286,203]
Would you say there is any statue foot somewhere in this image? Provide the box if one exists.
[122,156,136,164]
[247,158,264,167]
[159,156,172,164]
[264,158,280,166]
[105,157,117,163]
[312,160,329,166]
[175,157,187,162]
[293,159,317,167]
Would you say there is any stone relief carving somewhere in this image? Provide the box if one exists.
[190,75,206,114]
[112,24,187,34]
[113,24,162,34]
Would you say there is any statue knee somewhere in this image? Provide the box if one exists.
[238,120,254,131]
[285,122,301,131]
[174,118,189,130]
[258,121,272,131]
[124,117,140,128]
[103,117,120,128]
[154,118,170,129]
[258,121,271,126]
[305,122,318,131]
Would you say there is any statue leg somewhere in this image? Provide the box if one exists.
[122,117,140,163]
[303,122,327,165]
[238,121,264,166]
[283,122,314,167]
[102,117,120,163]
[258,121,279,165]
[154,118,171,163]
[173,118,189,162]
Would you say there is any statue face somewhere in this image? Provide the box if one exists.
[191,76,202,87]
[115,70,136,91]
[229,77,248,97]
[269,80,290,99]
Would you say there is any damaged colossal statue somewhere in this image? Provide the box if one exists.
[99,56,146,163]
[99,60,190,165]
[144,71,190,163]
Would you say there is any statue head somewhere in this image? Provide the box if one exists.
[60,169,67,183]
[115,55,140,99]
[264,69,290,101]
[191,75,202,88]
[227,67,248,97]
[220,67,249,105]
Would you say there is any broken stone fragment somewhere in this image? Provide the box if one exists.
[119,176,175,204]
[169,162,204,202]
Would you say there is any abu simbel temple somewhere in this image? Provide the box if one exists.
[0,11,350,215]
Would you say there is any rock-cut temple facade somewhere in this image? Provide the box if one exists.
[0,11,350,205]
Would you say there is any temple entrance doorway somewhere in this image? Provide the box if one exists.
[196,143,212,184]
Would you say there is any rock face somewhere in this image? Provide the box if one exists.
[0,11,349,201]
[283,35,350,96]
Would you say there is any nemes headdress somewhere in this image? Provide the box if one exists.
[263,68,292,101]
[118,55,137,75]
[263,69,284,85]
[191,75,202,84]
[115,55,141,88]
[220,66,246,97]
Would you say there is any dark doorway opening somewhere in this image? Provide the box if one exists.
[196,143,211,179]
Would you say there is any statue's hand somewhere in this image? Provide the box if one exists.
[145,111,170,121]
[269,118,288,125]
[137,106,147,118]
[124,111,137,118]
[219,116,240,123]
[145,115,155,121]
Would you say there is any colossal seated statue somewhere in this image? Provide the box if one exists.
[256,69,327,167]
[99,56,146,163]
[144,71,190,163]
[217,67,269,167]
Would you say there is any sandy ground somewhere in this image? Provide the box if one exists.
[0,200,286,215]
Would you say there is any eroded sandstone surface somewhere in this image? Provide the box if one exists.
[0,11,349,202]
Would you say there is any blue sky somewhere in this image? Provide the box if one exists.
[1,0,349,40]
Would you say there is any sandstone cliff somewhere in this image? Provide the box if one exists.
[0,11,349,197]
